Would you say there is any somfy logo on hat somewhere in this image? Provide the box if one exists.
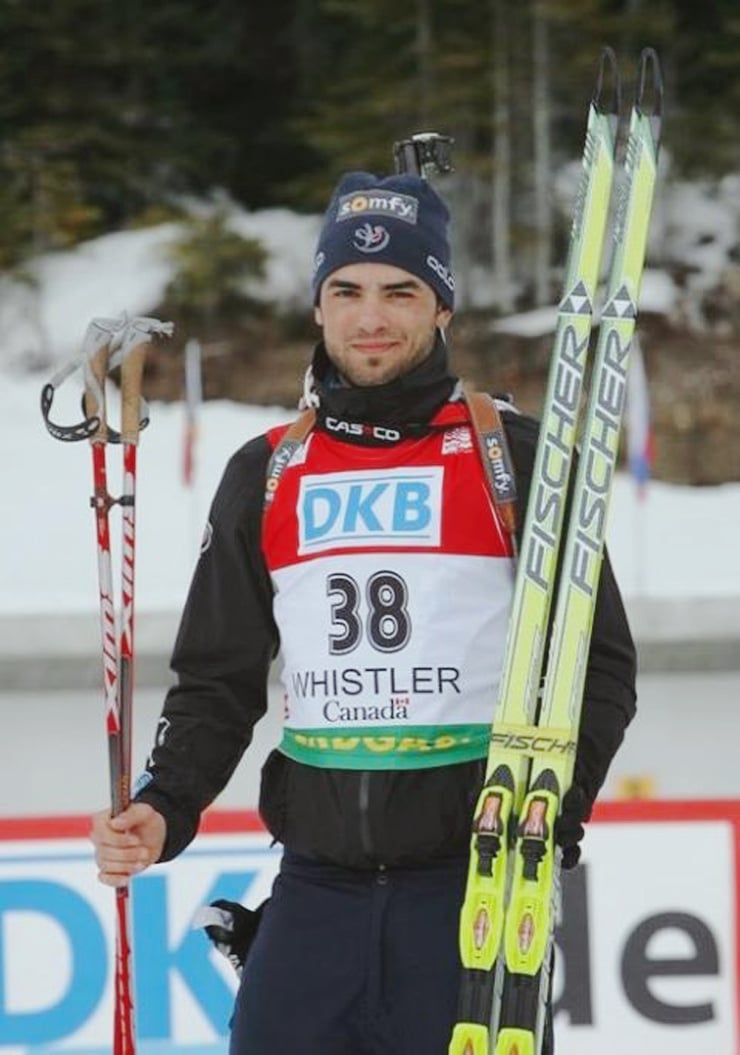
[338,190,418,224]
[353,223,390,253]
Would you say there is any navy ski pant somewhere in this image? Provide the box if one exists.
[229,850,554,1054]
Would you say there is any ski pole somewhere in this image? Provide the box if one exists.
[85,330,131,1054]
[81,326,136,1055]
[42,314,173,1055]
[91,317,172,1055]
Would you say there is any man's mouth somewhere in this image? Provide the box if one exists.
[350,339,399,355]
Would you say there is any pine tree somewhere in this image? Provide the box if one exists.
[164,204,267,332]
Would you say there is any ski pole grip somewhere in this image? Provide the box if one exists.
[84,345,110,443]
[121,342,148,443]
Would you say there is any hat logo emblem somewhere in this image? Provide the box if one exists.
[353,223,390,253]
[337,190,418,224]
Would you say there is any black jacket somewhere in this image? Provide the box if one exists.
[137,344,637,869]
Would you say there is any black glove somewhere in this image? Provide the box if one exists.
[192,898,266,977]
[555,783,591,870]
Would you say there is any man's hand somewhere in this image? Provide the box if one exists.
[90,802,167,887]
[555,783,591,870]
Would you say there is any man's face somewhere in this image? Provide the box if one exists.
[315,262,452,387]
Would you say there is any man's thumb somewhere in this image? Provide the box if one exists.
[110,801,153,832]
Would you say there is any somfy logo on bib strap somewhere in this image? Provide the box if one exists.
[297,467,443,554]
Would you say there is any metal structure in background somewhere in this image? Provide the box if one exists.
[393,131,454,180]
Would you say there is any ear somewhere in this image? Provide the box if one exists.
[436,305,452,331]
[314,305,323,327]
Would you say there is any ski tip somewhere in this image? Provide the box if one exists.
[593,46,621,118]
[636,47,663,119]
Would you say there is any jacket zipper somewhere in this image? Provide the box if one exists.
[359,771,375,858]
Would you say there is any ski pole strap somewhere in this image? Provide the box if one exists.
[263,408,316,515]
[40,381,101,442]
[40,346,113,443]
[40,314,165,443]
[462,386,518,541]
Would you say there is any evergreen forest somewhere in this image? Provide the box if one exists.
[2,0,739,483]
[2,0,738,270]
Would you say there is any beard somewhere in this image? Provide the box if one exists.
[325,324,439,387]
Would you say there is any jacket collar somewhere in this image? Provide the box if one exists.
[305,332,458,427]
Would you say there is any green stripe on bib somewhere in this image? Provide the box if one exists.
[279,724,490,770]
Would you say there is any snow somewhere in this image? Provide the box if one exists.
[491,270,680,338]
[491,305,559,338]
[3,362,739,615]
[657,175,740,280]
[1,191,739,623]
[635,267,679,314]
[2,376,291,615]
[0,207,320,372]
[228,206,321,309]
[0,226,179,371]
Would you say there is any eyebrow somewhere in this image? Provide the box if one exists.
[326,278,422,293]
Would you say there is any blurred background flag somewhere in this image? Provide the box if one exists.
[626,333,653,594]
[182,338,202,488]
[626,333,654,500]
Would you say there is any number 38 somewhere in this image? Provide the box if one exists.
[327,571,411,655]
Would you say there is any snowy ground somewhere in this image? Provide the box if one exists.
[2,365,738,619]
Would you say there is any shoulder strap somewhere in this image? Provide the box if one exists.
[462,384,518,543]
[263,408,316,515]
[262,393,519,541]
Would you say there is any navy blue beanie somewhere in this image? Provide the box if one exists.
[312,171,455,310]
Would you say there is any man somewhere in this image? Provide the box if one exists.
[91,170,637,1053]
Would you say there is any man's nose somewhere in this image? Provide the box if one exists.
[355,295,388,332]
